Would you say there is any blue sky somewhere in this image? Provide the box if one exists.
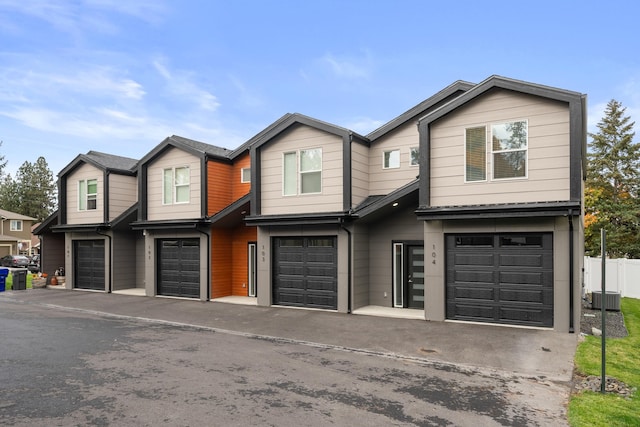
[1,0,639,177]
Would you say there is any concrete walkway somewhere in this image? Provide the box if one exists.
[0,288,578,383]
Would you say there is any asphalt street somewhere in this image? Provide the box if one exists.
[0,292,573,426]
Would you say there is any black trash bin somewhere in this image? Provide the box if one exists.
[12,269,27,290]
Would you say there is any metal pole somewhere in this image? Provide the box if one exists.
[601,228,606,394]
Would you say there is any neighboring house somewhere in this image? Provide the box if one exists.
[130,135,256,301]
[0,208,38,257]
[51,151,139,291]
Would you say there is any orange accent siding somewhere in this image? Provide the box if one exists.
[207,161,233,215]
[232,153,251,200]
[211,228,232,299]
[210,224,257,299]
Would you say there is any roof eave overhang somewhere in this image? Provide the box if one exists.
[245,212,350,227]
[415,201,581,221]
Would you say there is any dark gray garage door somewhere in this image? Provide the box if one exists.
[273,237,337,310]
[74,240,105,291]
[157,239,200,298]
[446,233,553,327]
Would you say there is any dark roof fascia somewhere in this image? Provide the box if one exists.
[418,75,585,126]
[415,201,581,221]
[58,152,137,178]
[244,211,349,226]
[366,80,475,141]
[33,210,59,235]
[129,218,211,230]
[353,180,419,219]
[111,204,138,231]
[248,113,368,151]
[209,194,250,225]
[51,223,110,233]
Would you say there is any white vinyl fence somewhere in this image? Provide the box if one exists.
[583,256,640,299]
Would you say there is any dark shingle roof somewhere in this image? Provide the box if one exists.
[84,151,138,172]
[168,135,232,159]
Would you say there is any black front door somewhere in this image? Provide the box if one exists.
[406,245,425,309]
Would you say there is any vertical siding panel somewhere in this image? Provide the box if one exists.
[208,161,233,215]
[231,224,257,296]
[211,228,232,298]
[232,153,251,200]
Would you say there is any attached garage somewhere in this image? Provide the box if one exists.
[74,240,105,291]
[157,238,200,298]
[273,236,337,310]
[446,233,553,327]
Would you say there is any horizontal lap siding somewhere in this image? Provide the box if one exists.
[429,89,571,206]
[369,122,420,195]
[108,174,137,221]
[352,143,369,207]
[231,224,257,296]
[211,228,232,299]
[147,147,201,220]
[261,126,343,215]
[66,163,104,224]
[232,153,251,200]
[208,161,233,215]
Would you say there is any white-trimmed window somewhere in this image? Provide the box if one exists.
[410,147,419,167]
[9,220,22,231]
[163,166,190,204]
[383,149,400,169]
[465,126,487,182]
[241,167,251,183]
[283,148,322,196]
[78,179,98,210]
[492,120,528,179]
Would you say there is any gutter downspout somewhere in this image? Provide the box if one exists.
[96,227,112,293]
[340,218,352,314]
[568,210,575,333]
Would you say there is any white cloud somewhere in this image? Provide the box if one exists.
[153,58,220,111]
[320,51,373,80]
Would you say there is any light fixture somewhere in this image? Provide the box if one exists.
[392,202,399,207]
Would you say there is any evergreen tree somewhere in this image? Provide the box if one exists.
[13,157,57,221]
[0,141,7,177]
[585,100,640,258]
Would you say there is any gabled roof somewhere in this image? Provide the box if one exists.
[138,135,232,166]
[248,113,369,150]
[353,180,419,221]
[58,150,138,177]
[366,80,474,141]
[418,75,585,126]
[33,210,58,235]
[0,208,37,221]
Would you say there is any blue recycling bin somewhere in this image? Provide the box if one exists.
[0,268,8,292]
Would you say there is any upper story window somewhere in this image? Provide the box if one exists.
[163,166,190,204]
[283,148,322,196]
[383,149,400,169]
[241,167,251,183]
[78,179,98,210]
[492,120,528,179]
[10,220,22,231]
[465,126,487,182]
[410,147,419,167]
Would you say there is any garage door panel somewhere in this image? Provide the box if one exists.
[449,285,495,301]
[74,240,105,291]
[453,253,495,267]
[273,236,337,310]
[447,233,553,327]
[157,238,200,298]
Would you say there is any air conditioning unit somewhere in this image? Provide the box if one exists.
[591,291,621,311]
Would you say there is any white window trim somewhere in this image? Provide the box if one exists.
[241,167,251,183]
[490,119,529,181]
[464,125,488,183]
[282,148,322,196]
[382,149,401,169]
[78,179,98,211]
[163,166,191,205]
[10,220,22,231]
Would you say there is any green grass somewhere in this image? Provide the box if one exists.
[568,298,640,426]
[2,270,34,290]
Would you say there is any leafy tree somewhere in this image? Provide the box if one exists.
[585,100,640,258]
